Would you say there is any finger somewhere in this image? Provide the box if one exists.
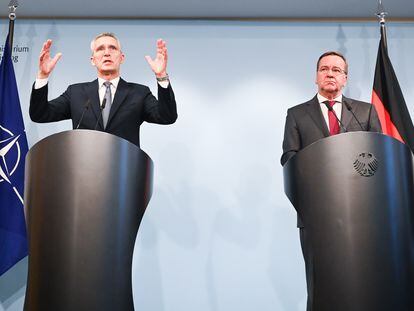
[39,50,47,60]
[45,54,61,74]
[44,39,52,51]
[51,52,62,66]
[40,43,48,55]
[157,47,164,57]
[40,40,52,58]
[39,49,51,63]
[160,40,167,51]
[157,39,166,52]
[157,45,167,57]
[144,55,154,66]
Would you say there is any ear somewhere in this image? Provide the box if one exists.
[342,75,348,88]
[90,56,95,67]
[120,52,125,64]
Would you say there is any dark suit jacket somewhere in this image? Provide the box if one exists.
[281,95,382,166]
[29,78,177,147]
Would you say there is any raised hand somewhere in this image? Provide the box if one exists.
[37,39,62,79]
[145,39,168,78]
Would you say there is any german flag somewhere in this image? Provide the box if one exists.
[371,23,414,152]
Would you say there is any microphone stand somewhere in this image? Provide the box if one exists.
[94,98,106,130]
[343,101,364,131]
[75,100,90,129]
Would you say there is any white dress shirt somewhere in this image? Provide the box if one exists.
[34,77,169,98]
[97,77,119,106]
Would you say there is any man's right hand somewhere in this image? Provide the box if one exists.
[37,39,62,79]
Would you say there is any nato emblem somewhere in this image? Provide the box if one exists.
[353,152,379,177]
[0,125,24,203]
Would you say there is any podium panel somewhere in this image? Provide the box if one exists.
[284,132,414,311]
[24,130,153,311]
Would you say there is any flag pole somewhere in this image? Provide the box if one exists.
[376,0,388,51]
[8,0,18,56]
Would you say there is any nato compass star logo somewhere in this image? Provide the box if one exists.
[0,125,24,204]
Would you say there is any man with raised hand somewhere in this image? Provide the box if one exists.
[30,32,177,147]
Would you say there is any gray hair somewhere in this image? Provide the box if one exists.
[90,32,122,53]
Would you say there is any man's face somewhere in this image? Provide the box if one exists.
[315,55,348,98]
[90,36,125,77]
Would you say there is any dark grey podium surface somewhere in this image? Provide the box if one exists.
[284,132,414,311]
[23,130,153,311]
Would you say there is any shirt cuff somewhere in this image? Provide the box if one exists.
[158,81,169,89]
[35,78,49,89]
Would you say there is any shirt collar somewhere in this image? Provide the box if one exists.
[98,76,120,88]
[317,93,343,104]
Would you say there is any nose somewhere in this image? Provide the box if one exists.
[102,46,113,56]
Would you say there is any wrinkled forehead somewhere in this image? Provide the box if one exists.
[91,36,121,51]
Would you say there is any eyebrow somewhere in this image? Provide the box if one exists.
[319,66,345,71]
[319,66,341,68]
[95,44,119,51]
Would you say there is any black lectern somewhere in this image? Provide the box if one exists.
[284,132,414,311]
[23,130,153,311]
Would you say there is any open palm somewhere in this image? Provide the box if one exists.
[38,39,62,79]
[145,39,168,77]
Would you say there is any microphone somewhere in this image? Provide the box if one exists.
[101,97,107,110]
[343,101,364,131]
[75,99,91,129]
[324,101,347,133]
[94,98,107,131]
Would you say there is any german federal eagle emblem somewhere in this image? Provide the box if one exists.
[353,153,378,177]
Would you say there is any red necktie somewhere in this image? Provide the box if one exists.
[328,100,340,135]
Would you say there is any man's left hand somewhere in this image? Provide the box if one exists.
[145,39,168,78]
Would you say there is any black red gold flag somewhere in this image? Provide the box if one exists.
[371,24,414,152]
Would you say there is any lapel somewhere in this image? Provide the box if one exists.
[341,96,355,131]
[84,79,103,130]
[305,95,330,137]
[106,78,129,128]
